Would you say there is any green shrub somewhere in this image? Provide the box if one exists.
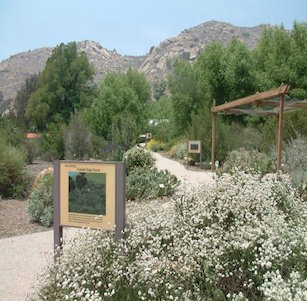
[40,122,65,161]
[126,166,180,201]
[64,114,93,160]
[223,148,272,175]
[0,138,30,198]
[123,146,155,174]
[25,138,41,163]
[27,173,53,227]
[169,140,187,160]
[281,135,307,196]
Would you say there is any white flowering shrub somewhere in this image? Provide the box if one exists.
[123,146,155,175]
[35,170,307,300]
[223,148,272,175]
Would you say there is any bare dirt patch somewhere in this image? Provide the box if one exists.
[0,160,53,239]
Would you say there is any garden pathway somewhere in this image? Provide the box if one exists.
[0,153,214,300]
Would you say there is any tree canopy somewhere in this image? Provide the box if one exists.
[26,42,94,129]
[88,68,151,147]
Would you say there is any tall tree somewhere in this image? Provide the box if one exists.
[88,68,151,144]
[26,42,94,129]
[14,74,38,125]
[253,22,307,98]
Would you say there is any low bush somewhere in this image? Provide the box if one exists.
[64,114,93,160]
[25,138,41,163]
[123,146,155,174]
[27,173,53,227]
[282,135,307,193]
[126,166,180,201]
[223,148,272,175]
[146,139,165,152]
[0,137,30,198]
[169,140,186,160]
[35,171,306,300]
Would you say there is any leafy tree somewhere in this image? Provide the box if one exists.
[88,68,151,143]
[168,59,204,134]
[223,38,256,100]
[153,81,167,100]
[195,42,227,106]
[26,42,94,129]
[14,74,38,125]
[253,22,307,98]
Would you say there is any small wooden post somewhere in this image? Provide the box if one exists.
[186,141,189,170]
[276,94,285,178]
[211,100,216,172]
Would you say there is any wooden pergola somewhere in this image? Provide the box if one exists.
[211,84,307,176]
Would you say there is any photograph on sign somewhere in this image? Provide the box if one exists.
[188,140,201,153]
[59,162,116,230]
[68,172,106,215]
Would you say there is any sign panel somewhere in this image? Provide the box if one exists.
[188,140,201,154]
[59,162,116,229]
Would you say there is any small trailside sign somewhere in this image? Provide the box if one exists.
[187,140,203,169]
[53,161,125,259]
[188,140,201,153]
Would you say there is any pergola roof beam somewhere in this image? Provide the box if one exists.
[211,84,290,113]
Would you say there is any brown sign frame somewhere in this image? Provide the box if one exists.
[53,160,125,259]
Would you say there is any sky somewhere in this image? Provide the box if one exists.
[0,0,306,62]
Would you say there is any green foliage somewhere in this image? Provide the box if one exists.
[25,138,41,164]
[223,148,272,175]
[147,96,175,142]
[153,81,167,100]
[126,166,180,201]
[88,68,150,141]
[63,113,92,160]
[259,111,307,152]
[123,146,155,175]
[169,140,187,159]
[26,42,94,129]
[14,74,38,125]
[111,113,138,150]
[168,59,203,134]
[281,135,307,194]
[27,173,53,227]
[0,134,30,198]
[0,116,26,148]
[253,22,307,95]
[40,121,65,161]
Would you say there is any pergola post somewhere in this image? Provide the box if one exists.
[276,94,285,177]
[211,100,216,172]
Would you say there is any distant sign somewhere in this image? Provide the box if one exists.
[53,161,125,258]
[188,140,201,154]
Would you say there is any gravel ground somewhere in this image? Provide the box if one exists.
[0,153,215,300]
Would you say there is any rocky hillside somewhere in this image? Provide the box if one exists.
[140,21,268,82]
[0,21,268,113]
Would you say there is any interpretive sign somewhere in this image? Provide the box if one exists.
[187,140,203,169]
[188,140,201,153]
[53,161,125,258]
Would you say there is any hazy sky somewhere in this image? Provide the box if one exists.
[0,0,306,62]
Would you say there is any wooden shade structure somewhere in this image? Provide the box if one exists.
[211,84,307,177]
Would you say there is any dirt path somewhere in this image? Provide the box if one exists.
[152,152,215,191]
[0,154,215,300]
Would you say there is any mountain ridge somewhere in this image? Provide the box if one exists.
[0,20,269,113]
